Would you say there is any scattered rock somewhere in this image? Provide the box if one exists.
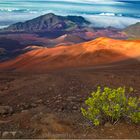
[3,86,9,90]
[48,87,53,91]
[10,131,17,137]
[104,122,113,128]
[72,106,78,110]
[66,96,76,101]
[46,100,50,103]
[57,95,62,100]
[135,130,140,136]
[109,136,114,139]
[58,108,62,112]
[55,100,61,104]
[1,131,23,139]
[101,128,104,132]
[110,75,115,79]
[2,132,13,138]
[35,99,43,104]
[30,103,37,108]
[21,110,29,113]
[17,103,30,110]
[14,131,23,138]
[0,106,13,115]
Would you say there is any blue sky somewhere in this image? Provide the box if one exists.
[0,0,140,28]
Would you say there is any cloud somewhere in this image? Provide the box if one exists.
[50,0,124,4]
[0,0,139,29]
[77,0,119,3]
[84,14,140,28]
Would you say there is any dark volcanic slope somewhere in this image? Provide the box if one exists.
[0,38,26,61]
[1,13,90,32]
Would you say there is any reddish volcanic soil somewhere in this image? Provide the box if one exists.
[0,37,140,138]
[0,37,140,72]
[0,59,140,138]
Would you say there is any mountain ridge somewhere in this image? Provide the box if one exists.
[124,22,140,38]
[0,37,140,72]
[1,13,90,32]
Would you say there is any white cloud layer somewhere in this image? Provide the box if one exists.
[85,14,140,28]
[49,0,124,4]
[0,0,139,29]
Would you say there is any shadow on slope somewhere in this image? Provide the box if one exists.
[0,37,140,72]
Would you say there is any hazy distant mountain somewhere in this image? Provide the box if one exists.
[124,22,140,38]
[1,13,90,33]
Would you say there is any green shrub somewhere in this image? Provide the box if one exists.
[81,86,140,126]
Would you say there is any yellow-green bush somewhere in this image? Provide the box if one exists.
[81,86,140,126]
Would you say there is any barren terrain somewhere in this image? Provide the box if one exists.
[0,12,140,139]
[1,37,140,72]
[0,60,140,139]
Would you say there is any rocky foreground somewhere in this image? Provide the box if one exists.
[0,61,140,139]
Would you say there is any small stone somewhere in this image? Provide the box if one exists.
[55,100,61,103]
[66,96,76,101]
[58,108,62,112]
[4,86,8,90]
[31,103,37,108]
[72,106,78,110]
[110,75,115,78]
[10,131,17,137]
[36,99,43,104]
[69,87,74,90]
[48,87,53,91]
[109,136,114,138]
[101,128,104,131]
[57,95,62,99]
[0,106,13,115]
[119,132,123,135]
[104,122,113,128]
[39,112,43,115]
[2,132,13,138]
[15,131,23,138]
[21,110,29,113]
[19,103,30,110]
[46,100,50,103]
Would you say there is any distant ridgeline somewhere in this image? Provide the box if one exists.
[0,13,90,33]
[123,22,140,38]
[0,13,140,38]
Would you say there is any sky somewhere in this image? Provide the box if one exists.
[0,0,140,28]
